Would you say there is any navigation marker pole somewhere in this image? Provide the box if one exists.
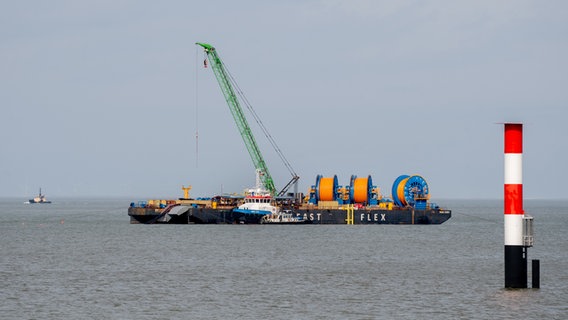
[503,123,537,288]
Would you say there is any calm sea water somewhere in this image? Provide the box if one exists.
[1,198,566,319]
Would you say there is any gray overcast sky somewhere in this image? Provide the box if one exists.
[1,1,567,200]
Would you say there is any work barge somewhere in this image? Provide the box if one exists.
[127,42,451,225]
[128,174,452,225]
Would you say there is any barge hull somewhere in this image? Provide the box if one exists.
[128,207,451,225]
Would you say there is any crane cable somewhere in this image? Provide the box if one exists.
[194,45,200,168]
[220,60,298,179]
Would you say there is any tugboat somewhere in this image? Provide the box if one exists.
[26,188,51,204]
[233,170,280,216]
[233,188,278,215]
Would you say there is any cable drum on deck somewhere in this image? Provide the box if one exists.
[392,175,409,207]
[316,175,338,202]
[350,175,373,204]
[391,174,429,207]
[404,175,429,206]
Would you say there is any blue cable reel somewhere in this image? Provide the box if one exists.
[403,175,429,207]
[391,175,409,207]
[309,174,323,204]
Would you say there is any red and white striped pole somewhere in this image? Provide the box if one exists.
[504,123,527,288]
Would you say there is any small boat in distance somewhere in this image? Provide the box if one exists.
[26,188,52,204]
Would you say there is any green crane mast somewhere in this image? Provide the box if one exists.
[196,42,299,196]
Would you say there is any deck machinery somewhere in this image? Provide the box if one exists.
[309,175,380,206]
[308,174,429,209]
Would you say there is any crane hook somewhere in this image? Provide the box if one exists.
[203,59,208,68]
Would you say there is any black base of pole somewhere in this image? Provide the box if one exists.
[505,245,527,288]
[532,259,540,289]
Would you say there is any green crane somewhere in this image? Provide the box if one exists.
[196,42,299,196]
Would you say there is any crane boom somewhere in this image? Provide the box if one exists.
[196,42,278,195]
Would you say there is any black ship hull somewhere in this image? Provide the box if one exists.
[27,200,52,204]
[296,208,451,224]
[128,207,265,224]
[128,207,451,225]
